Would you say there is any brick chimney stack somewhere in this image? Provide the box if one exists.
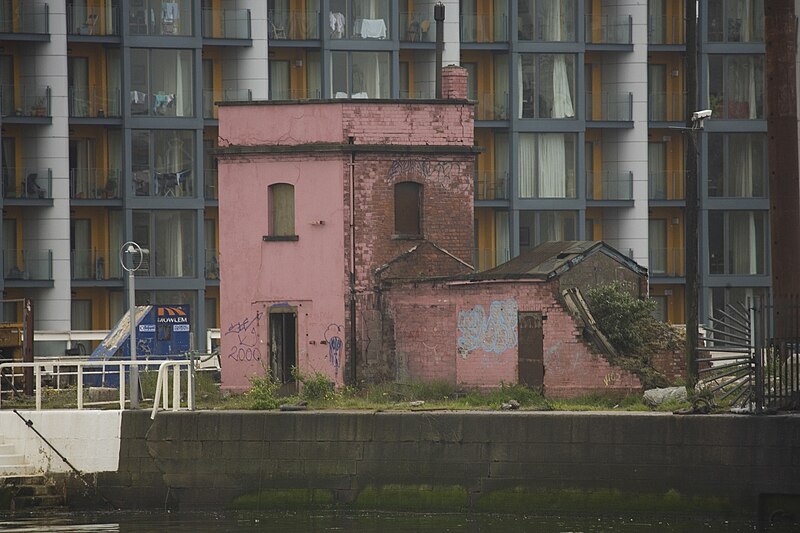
[441,65,469,100]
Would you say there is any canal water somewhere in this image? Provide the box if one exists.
[0,509,795,532]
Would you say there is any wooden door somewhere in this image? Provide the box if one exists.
[518,311,544,388]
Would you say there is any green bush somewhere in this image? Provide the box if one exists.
[585,281,657,354]
[294,369,335,402]
[246,374,281,410]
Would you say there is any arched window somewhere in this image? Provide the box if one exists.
[394,181,422,236]
[269,183,295,237]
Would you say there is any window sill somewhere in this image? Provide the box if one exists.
[263,235,299,242]
[391,234,423,241]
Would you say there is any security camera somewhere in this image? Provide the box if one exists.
[692,109,712,121]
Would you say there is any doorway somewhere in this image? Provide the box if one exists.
[269,309,297,389]
[518,311,544,389]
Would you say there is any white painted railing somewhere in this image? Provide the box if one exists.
[150,359,195,419]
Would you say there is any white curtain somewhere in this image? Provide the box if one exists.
[176,50,192,117]
[494,56,508,117]
[538,133,566,197]
[552,56,574,118]
[518,133,536,197]
[730,135,753,197]
[270,61,290,99]
[730,212,757,274]
[495,211,510,264]
[517,55,524,118]
[541,0,560,41]
[163,213,184,277]
[729,56,757,119]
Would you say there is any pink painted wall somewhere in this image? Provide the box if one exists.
[218,156,347,392]
[219,104,345,146]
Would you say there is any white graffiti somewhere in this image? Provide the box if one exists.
[457,299,518,357]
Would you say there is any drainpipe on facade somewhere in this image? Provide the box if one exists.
[348,137,357,386]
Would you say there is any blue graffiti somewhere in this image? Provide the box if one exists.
[457,299,518,357]
[325,324,344,372]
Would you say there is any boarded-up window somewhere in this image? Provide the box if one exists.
[269,183,295,236]
[394,181,422,236]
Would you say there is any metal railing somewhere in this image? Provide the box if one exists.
[460,14,508,43]
[0,85,51,118]
[66,6,119,36]
[648,16,685,44]
[70,168,121,199]
[269,88,322,101]
[70,249,122,281]
[648,92,686,122]
[586,171,633,200]
[151,359,195,418]
[203,88,253,119]
[475,92,509,120]
[267,9,317,40]
[204,169,218,199]
[202,8,252,39]
[585,14,632,44]
[649,170,685,200]
[648,247,685,277]
[474,171,509,200]
[586,91,633,122]
[68,86,121,118]
[3,249,53,281]
[518,15,574,42]
[3,168,52,199]
[0,2,49,33]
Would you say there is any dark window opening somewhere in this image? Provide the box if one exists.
[394,181,422,236]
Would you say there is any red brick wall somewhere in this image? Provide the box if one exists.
[441,65,469,100]
[383,280,643,398]
[342,102,474,146]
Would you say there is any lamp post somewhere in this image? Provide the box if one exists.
[119,241,147,408]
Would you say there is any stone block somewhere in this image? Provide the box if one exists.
[238,414,266,441]
[217,412,243,440]
[298,441,363,461]
[262,412,296,440]
[196,412,220,440]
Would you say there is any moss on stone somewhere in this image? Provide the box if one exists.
[355,484,469,511]
[476,487,734,515]
[229,488,334,510]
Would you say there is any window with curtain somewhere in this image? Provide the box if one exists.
[518,133,576,198]
[519,210,576,251]
[648,64,666,121]
[708,210,767,275]
[648,142,667,199]
[269,183,296,237]
[495,210,510,264]
[133,210,196,278]
[130,48,194,117]
[129,0,193,36]
[648,0,665,43]
[329,0,390,39]
[330,51,389,98]
[70,219,92,279]
[708,55,764,119]
[68,56,89,117]
[648,219,667,274]
[270,60,291,100]
[132,130,195,197]
[708,133,766,197]
[517,0,575,41]
[708,0,763,42]
[71,299,92,330]
[518,53,575,119]
[394,181,422,236]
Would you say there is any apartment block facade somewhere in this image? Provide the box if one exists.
[0,0,769,353]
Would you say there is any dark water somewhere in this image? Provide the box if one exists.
[0,509,795,533]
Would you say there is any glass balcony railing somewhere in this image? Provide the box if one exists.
[648,16,685,45]
[586,92,632,122]
[70,168,121,200]
[3,249,53,281]
[0,2,49,34]
[586,171,633,200]
[269,88,322,101]
[69,86,121,118]
[205,249,219,280]
[475,92,509,120]
[66,6,119,36]
[71,248,122,280]
[3,168,52,199]
[648,247,685,277]
[474,171,509,200]
[203,88,253,119]
[202,8,252,39]
[649,170,685,200]
[460,14,508,43]
[400,88,435,99]
[648,92,686,122]
[474,247,511,272]
[204,169,218,200]
[267,9,317,40]
[399,12,432,42]
[0,85,51,118]
[585,14,632,44]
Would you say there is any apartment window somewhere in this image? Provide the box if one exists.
[708,0,763,43]
[708,133,766,197]
[651,295,668,322]
[518,133,576,198]
[130,48,194,117]
[132,130,195,197]
[517,0,575,41]
[129,0,193,36]
[329,0,390,39]
[71,299,92,330]
[648,219,667,274]
[518,54,576,119]
[519,210,576,252]
[708,211,767,275]
[330,51,390,98]
[708,55,764,119]
[132,210,196,277]
[394,181,422,237]
[269,183,296,237]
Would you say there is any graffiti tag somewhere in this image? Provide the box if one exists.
[457,299,518,357]
[387,159,461,188]
[324,324,344,373]
[225,310,263,362]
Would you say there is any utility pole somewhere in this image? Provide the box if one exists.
[684,0,698,388]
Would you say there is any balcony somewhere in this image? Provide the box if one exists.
[461,14,508,43]
[649,247,685,277]
[649,170,685,201]
[268,88,322,101]
[66,6,119,36]
[586,171,633,201]
[0,2,49,34]
[585,14,632,45]
[203,88,253,119]
[69,86,122,118]
[70,168,121,200]
[0,85,51,119]
[205,249,219,280]
[203,8,252,40]
[474,92,509,121]
[648,92,686,122]
[648,16,685,45]
[475,172,509,200]
[204,169,218,200]
[3,249,53,282]
[400,88,435,99]
[71,249,122,281]
[399,12,432,42]
[3,168,52,200]
[586,92,632,122]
